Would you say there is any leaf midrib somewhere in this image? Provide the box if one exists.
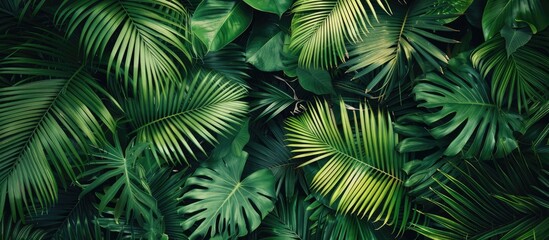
[3,65,85,182]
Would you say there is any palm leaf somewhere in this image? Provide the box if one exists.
[148,169,188,240]
[412,157,549,239]
[30,187,100,239]
[257,196,312,240]
[413,53,522,160]
[0,28,115,219]
[125,72,248,165]
[179,151,276,239]
[471,32,549,111]
[247,122,306,198]
[250,82,300,122]
[285,99,412,234]
[79,140,160,226]
[55,0,191,93]
[306,195,391,240]
[343,0,457,98]
[289,0,390,69]
[200,43,250,85]
[1,216,46,240]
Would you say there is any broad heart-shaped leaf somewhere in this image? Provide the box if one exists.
[500,24,532,56]
[125,72,248,165]
[246,16,287,72]
[285,99,413,235]
[179,151,276,239]
[482,0,549,40]
[296,68,334,95]
[413,54,522,160]
[243,0,292,17]
[192,0,253,52]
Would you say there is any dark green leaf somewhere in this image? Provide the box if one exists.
[192,0,253,51]
[296,68,334,95]
[243,0,292,17]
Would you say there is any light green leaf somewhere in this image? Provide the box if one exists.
[246,17,286,71]
[179,151,275,239]
[286,99,413,235]
[243,0,292,17]
[290,0,390,69]
[192,0,253,51]
[500,24,532,56]
[296,68,334,95]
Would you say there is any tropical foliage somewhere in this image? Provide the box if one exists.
[0,0,548,239]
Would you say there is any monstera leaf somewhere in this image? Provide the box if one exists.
[413,54,522,160]
[179,151,276,239]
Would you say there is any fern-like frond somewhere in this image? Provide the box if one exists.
[285,99,412,234]
[343,0,457,98]
[0,28,115,219]
[55,0,192,93]
[290,0,390,69]
[125,72,248,164]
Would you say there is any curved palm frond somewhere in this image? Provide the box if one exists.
[125,72,248,165]
[413,53,522,160]
[250,81,300,122]
[285,99,412,234]
[200,43,250,85]
[290,0,390,69]
[258,195,312,240]
[412,157,549,239]
[343,0,458,98]
[471,32,549,112]
[0,28,115,219]
[148,169,188,240]
[1,216,46,240]
[247,122,306,198]
[30,187,99,239]
[55,0,191,93]
[79,140,160,226]
[179,151,276,239]
[306,195,391,240]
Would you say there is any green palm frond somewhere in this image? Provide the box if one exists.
[0,28,115,219]
[148,168,188,239]
[125,72,248,165]
[472,32,549,112]
[306,195,391,240]
[258,196,312,240]
[200,43,250,85]
[79,140,160,225]
[31,187,99,239]
[343,0,457,98]
[247,122,306,198]
[55,0,192,93]
[250,82,300,122]
[290,0,390,69]
[285,99,412,234]
[179,151,276,239]
[412,157,549,239]
[413,53,522,160]
[1,216,46,240]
